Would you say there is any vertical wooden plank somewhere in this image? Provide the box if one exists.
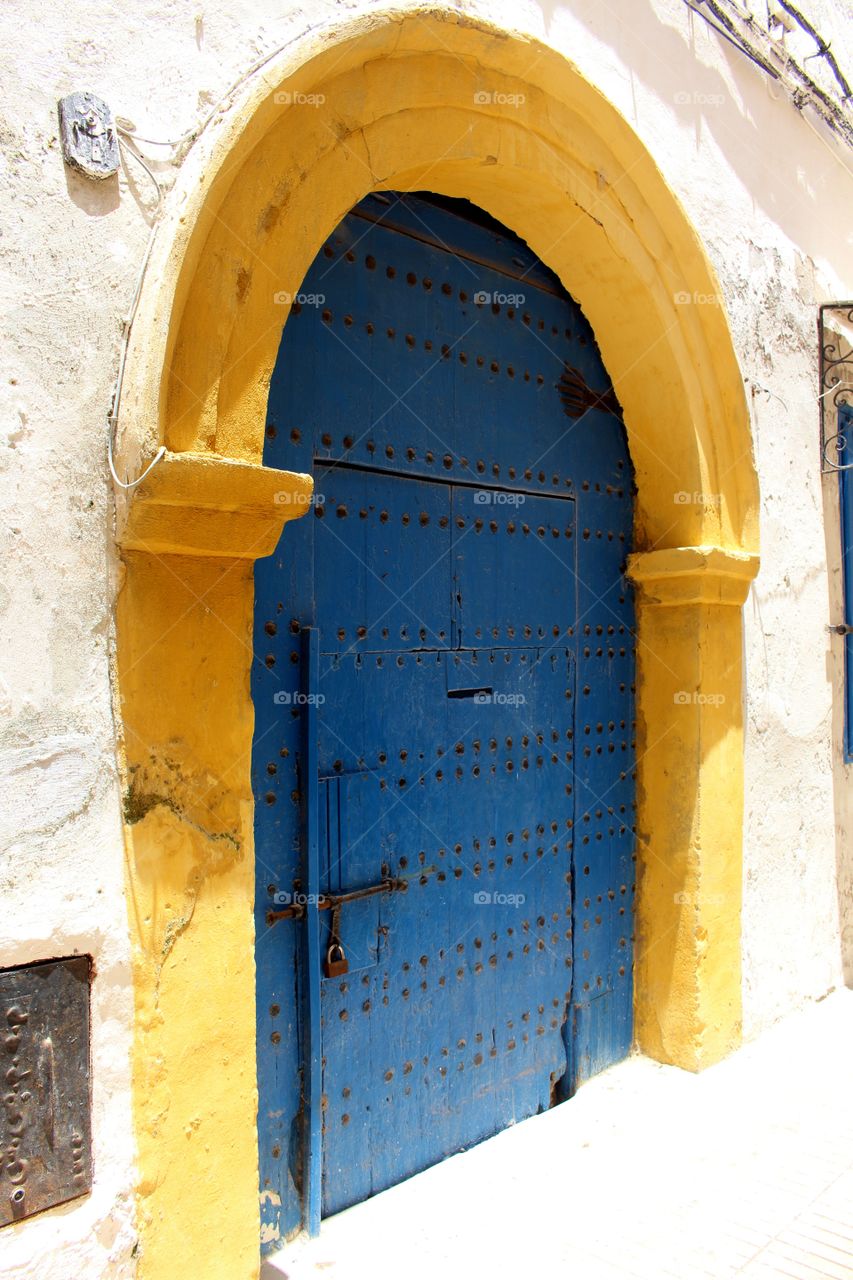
[300,626,322,1236]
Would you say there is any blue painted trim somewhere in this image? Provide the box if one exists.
[838,404,853,763]
[300,627,323,1235]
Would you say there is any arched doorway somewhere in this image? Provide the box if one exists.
[115,11,759,1277]
[252,191,635,1239]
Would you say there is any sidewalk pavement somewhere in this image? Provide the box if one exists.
[262,987,853,1280]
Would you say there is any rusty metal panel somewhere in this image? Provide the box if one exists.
[0,957,92,1226]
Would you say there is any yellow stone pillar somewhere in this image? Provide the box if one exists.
[628,547,759,1071]
[116,453,311,1280]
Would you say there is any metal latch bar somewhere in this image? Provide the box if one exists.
[267,876,409,926]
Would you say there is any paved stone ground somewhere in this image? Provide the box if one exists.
[262,989,853,1280]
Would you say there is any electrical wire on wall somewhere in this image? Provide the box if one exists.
[105,21,323,489]
[681,0,853,149]
[106,129,164,490]
[771,0,851,100]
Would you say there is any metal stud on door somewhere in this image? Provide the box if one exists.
[252,192,636,1244]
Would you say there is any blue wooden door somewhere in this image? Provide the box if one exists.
[252,194,635,1244]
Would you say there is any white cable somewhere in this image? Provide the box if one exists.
[117,136,163,209]
[106,217,159,488]
[113,23,322,161]
[116,120,190,148]
[106,27,324,492]
[107,433,166,490]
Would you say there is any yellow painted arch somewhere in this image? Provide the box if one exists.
[115,10,759,1279]
[122,10,757,553]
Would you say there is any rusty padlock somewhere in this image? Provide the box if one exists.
[324,941,349,978]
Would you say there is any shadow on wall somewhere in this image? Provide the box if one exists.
[542,0,847,264]
[538,0,853,988]
[63,165,120,216]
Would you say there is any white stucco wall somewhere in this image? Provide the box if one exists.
[1,0,851,1275]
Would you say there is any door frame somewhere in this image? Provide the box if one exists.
[113,10,759,1279]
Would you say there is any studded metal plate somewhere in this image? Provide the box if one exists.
[0,957,92,1227]
[253,192,636,1240]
